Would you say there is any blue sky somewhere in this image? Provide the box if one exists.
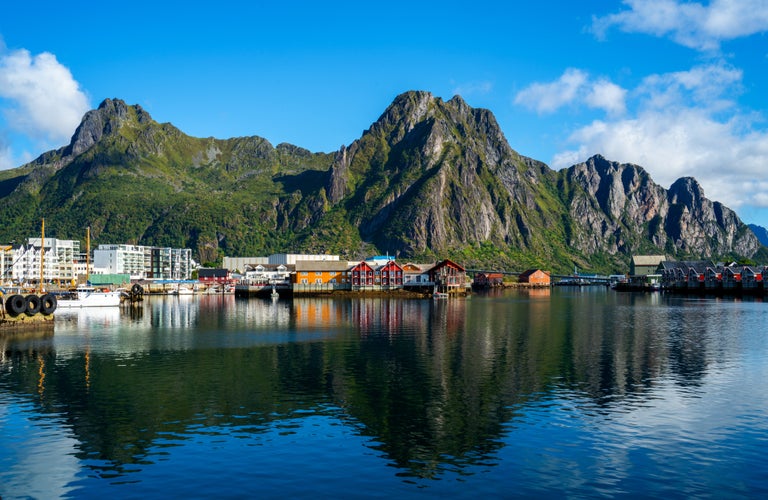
[2,0,768,226]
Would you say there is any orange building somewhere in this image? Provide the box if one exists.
[518,269,551,285]
[293,260,351,285]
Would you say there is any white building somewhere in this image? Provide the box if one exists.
[224,253,339,272]
[243,264,292,283]
[93,244,193,280]
[1,244,13,284]
[2,238,83,284]
[268,253,339,265]
[94,245,147,278]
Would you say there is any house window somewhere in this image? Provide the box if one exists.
[315,278,322,284]
[301,271,308,276]
[315,272,322,276]
[301,279,308,284]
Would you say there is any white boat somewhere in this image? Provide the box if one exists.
[177,285,195,295]
[55,286,122,308]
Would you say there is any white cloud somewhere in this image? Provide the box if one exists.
[586,79,627,116]
[451,80,493,98]
[0,135,13,169]
[0,46,90,145]
[592,0,768,51]
[515,69,627,116]
[514,68,589,114]
[637,62,743,111]
[551,63,768,210]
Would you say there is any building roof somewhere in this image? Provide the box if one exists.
[198,268,229,278]
[295,260,351,272]
[402,262,434,273]
[631,255,667,266]
[430,259,466,273]
[519,269,550,279]
[247,263,295,272]
[477,272,505,278]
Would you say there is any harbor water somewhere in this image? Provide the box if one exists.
[1,288,767,498]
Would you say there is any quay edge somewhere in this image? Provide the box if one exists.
[1,312,55,333]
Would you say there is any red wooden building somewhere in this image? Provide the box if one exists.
[377,260,404,287]
[350,261,375,287]
[473,272,504,287]
[198,268,230,284]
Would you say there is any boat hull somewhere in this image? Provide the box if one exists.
[55,290,122,307]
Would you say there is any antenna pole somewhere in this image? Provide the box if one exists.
[40,219,45,293]
[86,226,91,284]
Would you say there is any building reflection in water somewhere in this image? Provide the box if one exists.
[0,290,730,483]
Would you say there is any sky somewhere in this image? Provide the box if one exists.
[1,0,768,226]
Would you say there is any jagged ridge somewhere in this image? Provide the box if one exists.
[0,91,762,272]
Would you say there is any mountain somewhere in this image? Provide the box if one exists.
[748,224,768,246]
[0,91,764,272]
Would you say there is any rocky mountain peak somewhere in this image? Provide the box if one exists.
[64,98,152,158]
[668,176,705,208]
[2,90,762,271]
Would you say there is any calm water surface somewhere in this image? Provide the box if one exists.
[1,289,767,498]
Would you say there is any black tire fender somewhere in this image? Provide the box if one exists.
[25,295,42,316]
[40,294,57,315]
[6,294,27,317]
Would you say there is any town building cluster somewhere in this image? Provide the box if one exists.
[659,260,768,292]
[0,237,193,286]
[623,255,768,293]
[229,254,468,295]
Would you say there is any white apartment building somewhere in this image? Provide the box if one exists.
[1,238,193,283]
[93,244,147,278]
[1,238,82,284]
[93,244,193,280]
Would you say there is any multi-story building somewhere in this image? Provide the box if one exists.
[93,244,193,280]
[2,238,82,284]
[1,244,15,284]
[0,237,194,283]
[94,244,146,277]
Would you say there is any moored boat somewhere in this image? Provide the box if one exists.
[54,286,122,308]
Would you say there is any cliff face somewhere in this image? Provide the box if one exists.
[559,155,760,259]
[326,91,565,261]
[0,91,761,272]
[323,92,761,266]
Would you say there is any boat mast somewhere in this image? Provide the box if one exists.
[86,226,90,284]
[40,218,45,293]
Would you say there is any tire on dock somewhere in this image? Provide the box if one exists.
[25,295,41,316]
[40,294,57,315]
[5,294,27,317]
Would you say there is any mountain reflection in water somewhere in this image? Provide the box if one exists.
[1,290,766,498]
